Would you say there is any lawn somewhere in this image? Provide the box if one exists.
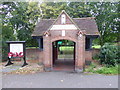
[92,45,101,49]
[59,46,74,54]
[58,46,74,59]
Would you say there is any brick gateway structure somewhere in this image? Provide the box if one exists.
[32,10,99,72]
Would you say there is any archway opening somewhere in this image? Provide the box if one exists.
[52,40,75,71]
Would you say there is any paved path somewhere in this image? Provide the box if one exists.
[2,72,118,88]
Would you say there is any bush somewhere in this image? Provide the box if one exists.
[92,54,99,60]
[2,41,8,61]
[99,43,119,67]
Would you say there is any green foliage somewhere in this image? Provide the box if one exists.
[94,66,118,74]
[1,2,40,60]
[40,2,92,19]
[2,45,8,61]
[2,21,16,61]
[92,45,101,49]
[1,1,119,61]
[85,63,97,72]
[99,43,119,67]
[85,63,118,75]
[40,2,119,46]
[59,46,74,54]
[2,2,40,46]
[88,2,119,46]
[92,54,99,60]
[85,63,120,75]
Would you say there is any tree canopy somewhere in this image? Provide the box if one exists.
[1,1,119,47]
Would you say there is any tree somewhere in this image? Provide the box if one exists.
[40,2,119,46]
[1,1,119,47]
[88,2,119,46]
[1,2,41,46]
[1,2,41,60]
[40,2,92,19]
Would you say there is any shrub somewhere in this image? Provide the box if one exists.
[2,41,8,61]
[99,43,119,67]
[92,54,99,60]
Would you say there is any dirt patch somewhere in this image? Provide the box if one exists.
[2,61,44,75]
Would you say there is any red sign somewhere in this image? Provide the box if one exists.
[8,52,24,58]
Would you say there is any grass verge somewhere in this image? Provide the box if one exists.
[85,63,119,75]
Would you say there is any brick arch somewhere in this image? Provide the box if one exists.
[51,36,77,43]
[51,36,77,71]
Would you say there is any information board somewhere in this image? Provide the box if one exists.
[5,41,28,67]
[10,43,23,53]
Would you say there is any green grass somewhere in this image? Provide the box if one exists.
[59,46,74,51]
[85,63,119,75]
[59,46,74,54]
[94,66,118,75]
[92,45,101,49]
[58,46,74,59]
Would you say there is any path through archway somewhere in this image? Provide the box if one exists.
[52,40,75,71]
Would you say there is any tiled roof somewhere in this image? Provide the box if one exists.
[32,17,99,36]
[73,17,99,35]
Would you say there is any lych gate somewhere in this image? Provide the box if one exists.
[52,40,75,71]
[32,10,99,72]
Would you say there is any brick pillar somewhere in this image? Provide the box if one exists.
[43,35,52,71]
[75,34,85,72]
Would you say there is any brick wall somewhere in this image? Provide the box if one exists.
[26,48,100,63]
[26,48,43,63]
[92,49,100,57]
[85,49,100,61]
[85,50,92,61]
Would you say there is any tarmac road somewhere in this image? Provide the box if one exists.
[2,72,118,88]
